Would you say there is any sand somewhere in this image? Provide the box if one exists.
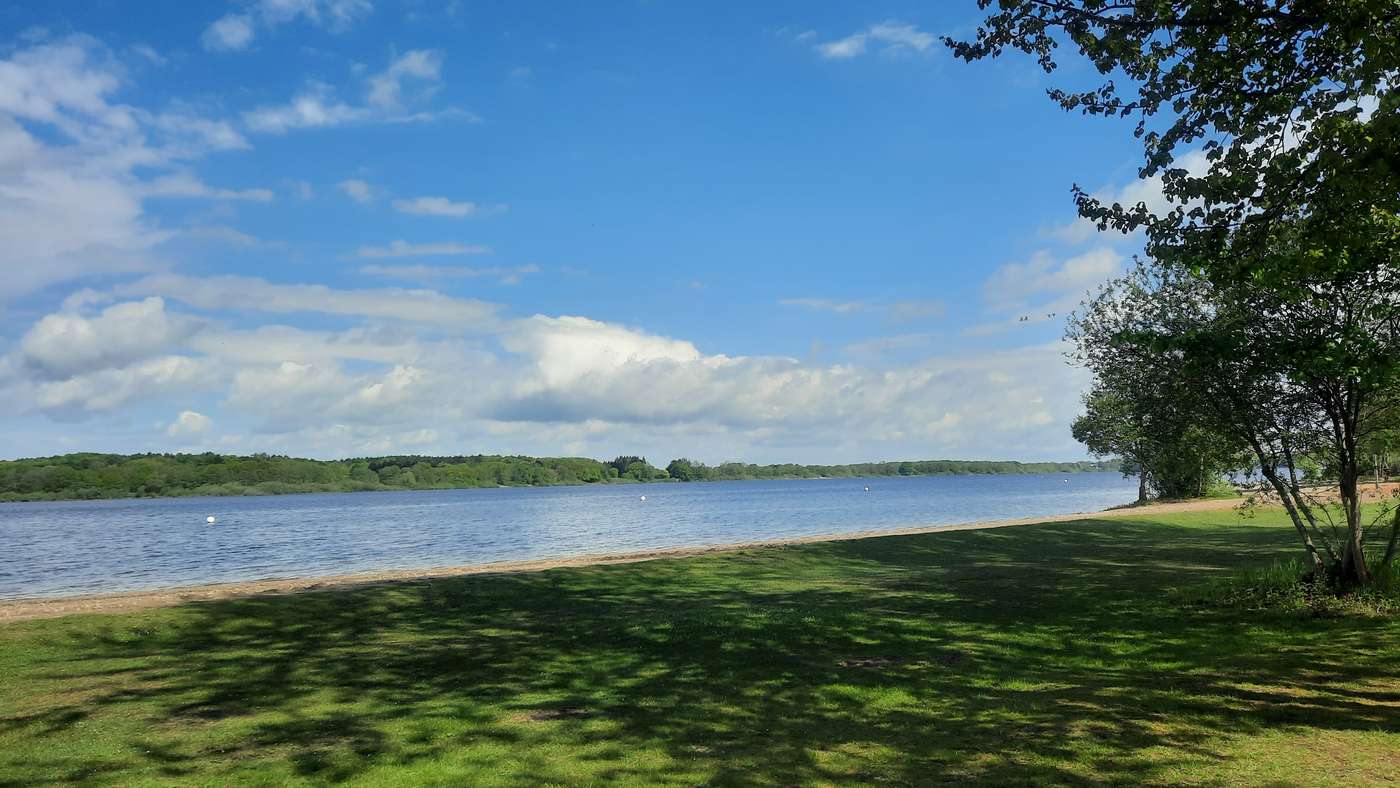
[0,496,1256,623]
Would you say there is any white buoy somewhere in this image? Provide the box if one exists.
[639,495,647,502]
[864,486,870,492]
[206,515,217,524]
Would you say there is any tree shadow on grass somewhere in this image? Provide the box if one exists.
[5,516,1400,784]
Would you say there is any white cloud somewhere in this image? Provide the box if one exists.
[337,178,373,203]
[148,112,250,152]
[168,409,212,437]
[131,44,166,66]
[842,332,936,358]
[817,33,867,59]
[1053,149,1211,244]
[816,21,935,60]
[245,83,365,133]
[120,273,500,327]
[189,323,426,366]
[366,50,442,111]
[202,0,373,52]
[183,225,263,246]
[353,240,493,258]
[983,247,1123,313]
[142,172,275,201]
[965,247,1125,335]
[243,51,455,134]
[0,36,267,300]
[18,297,196,379]
[393,196,475,217]
[31,355,214,415]
[2,277,1093,459]
[202,14,256,52]
[360,263,538,284]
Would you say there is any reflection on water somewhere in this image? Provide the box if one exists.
[0,472,1138,599]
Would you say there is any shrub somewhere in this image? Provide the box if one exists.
[1184,559,1400,618]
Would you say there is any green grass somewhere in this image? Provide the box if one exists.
[3,509,1399,786]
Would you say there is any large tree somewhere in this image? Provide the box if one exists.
[1071,380,1241,503]
[945,1,1400,253]
[954,1,1400,584]
[1073,243,1400,584]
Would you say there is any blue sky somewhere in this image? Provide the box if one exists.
[0,1,1170,463]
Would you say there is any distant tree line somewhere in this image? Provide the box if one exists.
[0,452,1120,503]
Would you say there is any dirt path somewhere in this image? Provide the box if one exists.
[0,496,1249,623]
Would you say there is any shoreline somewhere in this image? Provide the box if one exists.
[0,497,1238,623]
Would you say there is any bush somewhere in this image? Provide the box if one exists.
[1184,559,1400,618]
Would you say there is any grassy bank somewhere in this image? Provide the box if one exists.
[2,509,1398,785]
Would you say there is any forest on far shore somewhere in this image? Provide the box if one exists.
[0,452,1121,502]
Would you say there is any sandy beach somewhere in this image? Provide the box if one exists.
[0,496,1247,623]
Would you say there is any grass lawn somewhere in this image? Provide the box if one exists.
[2,508,1399,786]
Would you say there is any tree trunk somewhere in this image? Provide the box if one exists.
[1137,472,1149,504]
[1260,467,1328,575]
[1382,507,1400,568]
[1338,468,1372,585]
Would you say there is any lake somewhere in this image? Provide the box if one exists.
[0,472,1140,600]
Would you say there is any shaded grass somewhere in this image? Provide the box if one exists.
[2,509,1399,785]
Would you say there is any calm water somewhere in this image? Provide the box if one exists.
[0,472,1138,600]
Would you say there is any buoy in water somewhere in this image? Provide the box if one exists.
[864,486,870,492]
[639,495,647,502]
[206,515,217,524]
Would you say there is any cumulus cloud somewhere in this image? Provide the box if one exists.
[31,356,214,416]
[816,21,935,60]
[18,297,197,379]
[168,409,213,437]
[2,273,1092,458]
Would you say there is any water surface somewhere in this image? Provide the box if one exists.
[0,472,1138,599]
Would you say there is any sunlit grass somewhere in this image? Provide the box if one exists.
[2,508,1398,785]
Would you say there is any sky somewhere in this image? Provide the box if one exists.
[0,1,1177,464]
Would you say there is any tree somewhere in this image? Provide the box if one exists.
[954,2,1400,586]
[624,461,657,482]
[608,456,646,476]
[1073,250,1400,584]
[945,1,1400,254]
[666,458,703,481]
[1070,355,1243,503]
[1072,386,1152,503]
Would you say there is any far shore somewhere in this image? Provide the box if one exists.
[0,496,1241,623]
